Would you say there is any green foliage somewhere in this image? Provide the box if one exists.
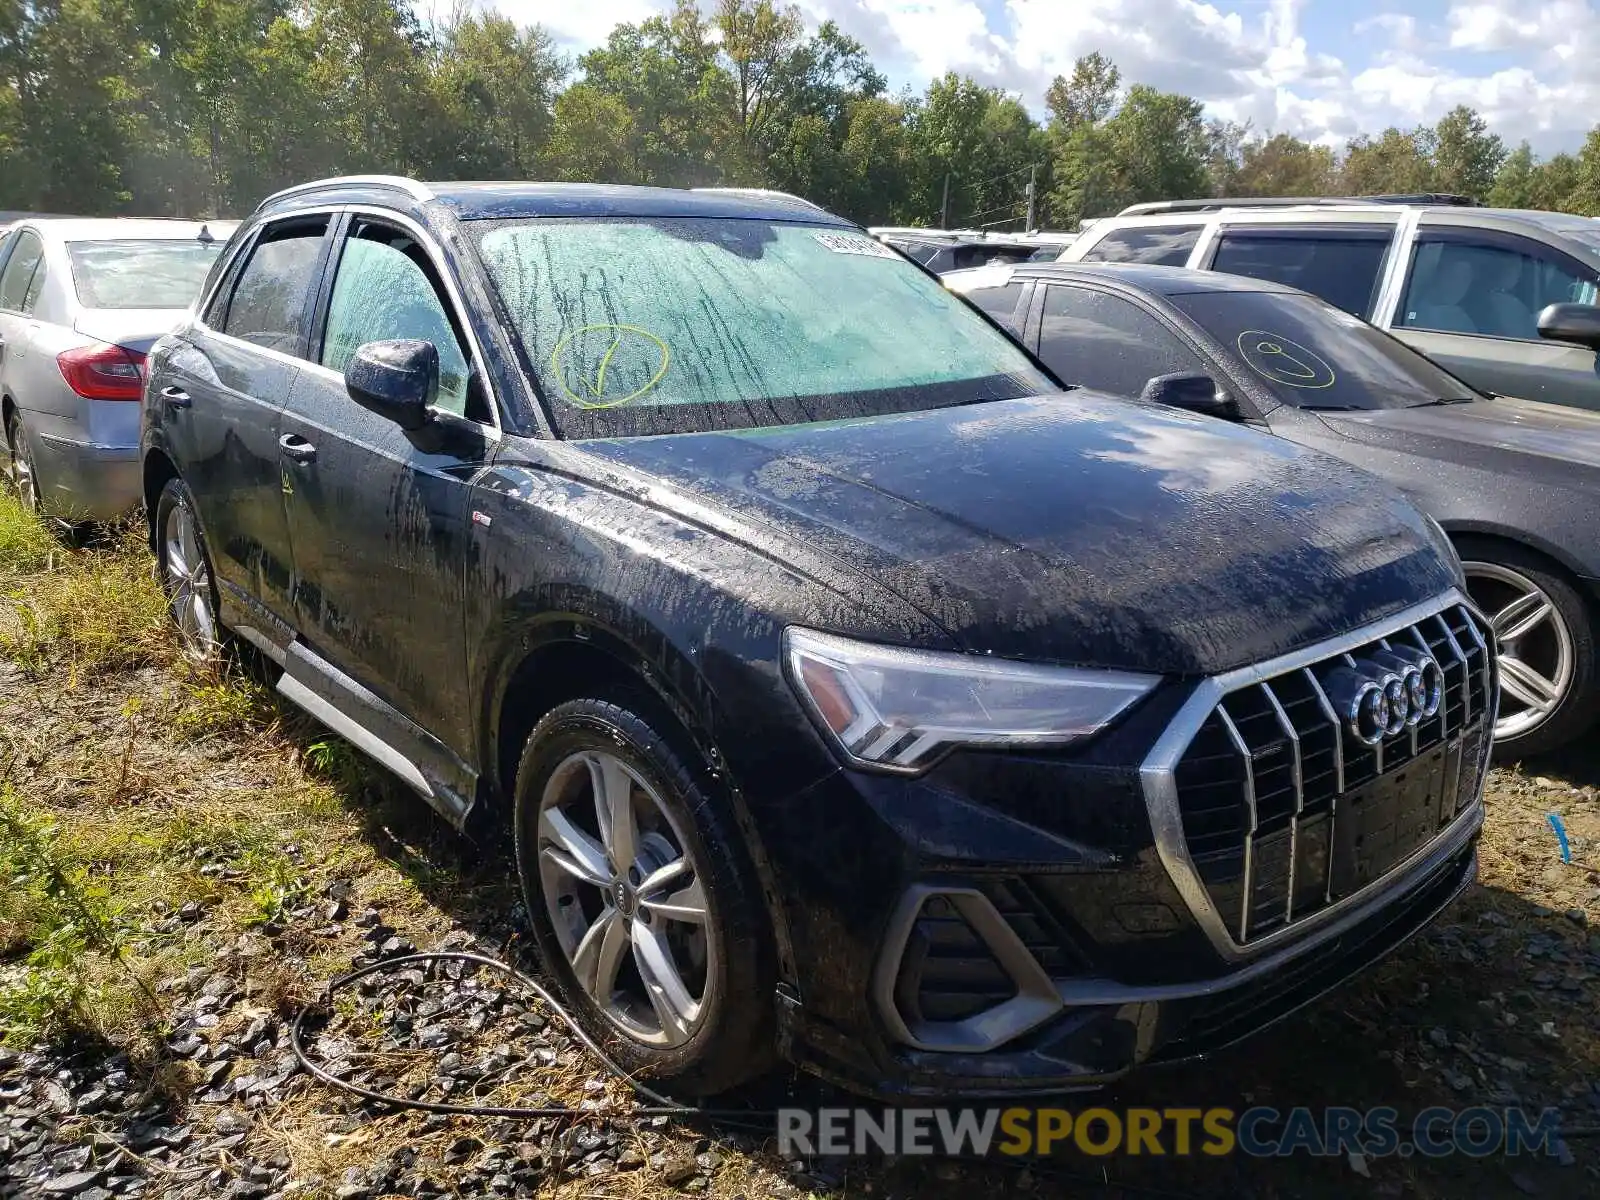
[0,4,1597,225]
[0,494,58,579]
[1233,133,1337,197]
[1432,105,1506,199]
[1339,126,1437,195]
[305,736,372,796]
[240,845,310,926]
[0,787,145,1041]
[175,674,272,741]
[1489,142,1538,209]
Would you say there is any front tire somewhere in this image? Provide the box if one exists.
[513,694,775,1095]
[155,476,224,663]
[1456,538,1597,759]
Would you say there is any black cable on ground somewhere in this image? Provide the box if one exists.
[289,951,770,1131]
[289,950,1598,1196]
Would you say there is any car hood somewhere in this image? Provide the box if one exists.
[74,308,190,355]
[1317,396,1600,471]
[575,394,1457,676]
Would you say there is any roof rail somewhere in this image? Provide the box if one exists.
[256,175,433,212]
[1118,194,1478,217]
[691,187,827,211]
[1116,193,1477,217]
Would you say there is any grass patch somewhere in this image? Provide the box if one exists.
[0,493,58,577]
[0,785,161,1043]
[0,519,171,678]
[174,671,274,741]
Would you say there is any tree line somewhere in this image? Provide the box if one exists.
[4,0,1600,226]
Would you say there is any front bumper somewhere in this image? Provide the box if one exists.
[34,433,141,521]
[762,591,1494,1100]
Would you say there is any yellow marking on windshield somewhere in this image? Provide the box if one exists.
[549,324,672,409]
[1236,329,1336,390]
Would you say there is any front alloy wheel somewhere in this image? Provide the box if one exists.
[514,695,774,1094]
[537,750,712,1047]
[1459,548,1596,756]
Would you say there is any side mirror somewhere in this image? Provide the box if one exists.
[345,339,437,431]
[1537,302,1600,351]
[1140,372,1242,421]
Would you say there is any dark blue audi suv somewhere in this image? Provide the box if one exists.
[140,177,1495,1099]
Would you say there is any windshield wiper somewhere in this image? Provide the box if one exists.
[1408,397,1477,408]
[1297,404,1364,412]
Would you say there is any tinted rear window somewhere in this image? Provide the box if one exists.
[1210,228,1391,316]
[67,240,224,309]
[1081,226,1201,266]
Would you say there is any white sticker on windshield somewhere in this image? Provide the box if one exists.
[812,231,899,259]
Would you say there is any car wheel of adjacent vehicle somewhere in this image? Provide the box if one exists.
[155,476,223,663]
[5,412,39,514]
[513,694,775,1095]
[1457,541,1598,758]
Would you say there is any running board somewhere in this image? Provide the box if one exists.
[276,641,476,829]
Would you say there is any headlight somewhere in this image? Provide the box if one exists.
[783,627,1159,774]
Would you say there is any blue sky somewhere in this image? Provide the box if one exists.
[494,0,1597,155]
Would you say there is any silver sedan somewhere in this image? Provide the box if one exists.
[1,218,234,521]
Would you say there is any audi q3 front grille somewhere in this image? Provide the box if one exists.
[1170,600,1494,945]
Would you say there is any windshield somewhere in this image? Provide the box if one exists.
[67,239,225,310]
[470,217,1053,437]
[1168,290,1480,411]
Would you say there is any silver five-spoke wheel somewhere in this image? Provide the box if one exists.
[536,750,712,1048]
[162,498,219,662]
[1463,560,1574,742]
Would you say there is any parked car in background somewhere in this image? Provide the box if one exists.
[1,218,235,522]
[1058,203,1600,413]
[949,259,1593,756]
[871,227,1075,273]
[143,176,1490,1100]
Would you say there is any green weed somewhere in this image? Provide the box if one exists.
[0,787,160,1042]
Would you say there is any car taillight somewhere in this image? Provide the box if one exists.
[57,343,146,401]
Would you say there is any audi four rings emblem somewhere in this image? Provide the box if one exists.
[1322,651,1445,746]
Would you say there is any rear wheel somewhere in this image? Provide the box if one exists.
[1456,539,1597,758]
[5,411,38,514]
[155,476,223,663]
[513,694,775,1095]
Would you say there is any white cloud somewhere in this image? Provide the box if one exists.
[1353,12,1424,55]
[490,0,666,50]
[802,1,1005,81]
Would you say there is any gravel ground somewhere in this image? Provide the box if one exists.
[3,513,1600,1199]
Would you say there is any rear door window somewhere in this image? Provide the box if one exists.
[1397,229,1600,340]
[1038,284,1207,396]
[1080,226,1201,267]
[1209,226,1394,317]
[216,218,331,356]
[0,231,44,313]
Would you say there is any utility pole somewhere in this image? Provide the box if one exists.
[940,173,950,229]
[1025,163,1038,231]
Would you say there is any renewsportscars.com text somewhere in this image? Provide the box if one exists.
[777,1105,1567,1160]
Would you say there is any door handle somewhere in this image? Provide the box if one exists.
[160,385,191,409]
[278,433,317,464]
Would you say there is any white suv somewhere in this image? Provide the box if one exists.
[1059,204,1600,412]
